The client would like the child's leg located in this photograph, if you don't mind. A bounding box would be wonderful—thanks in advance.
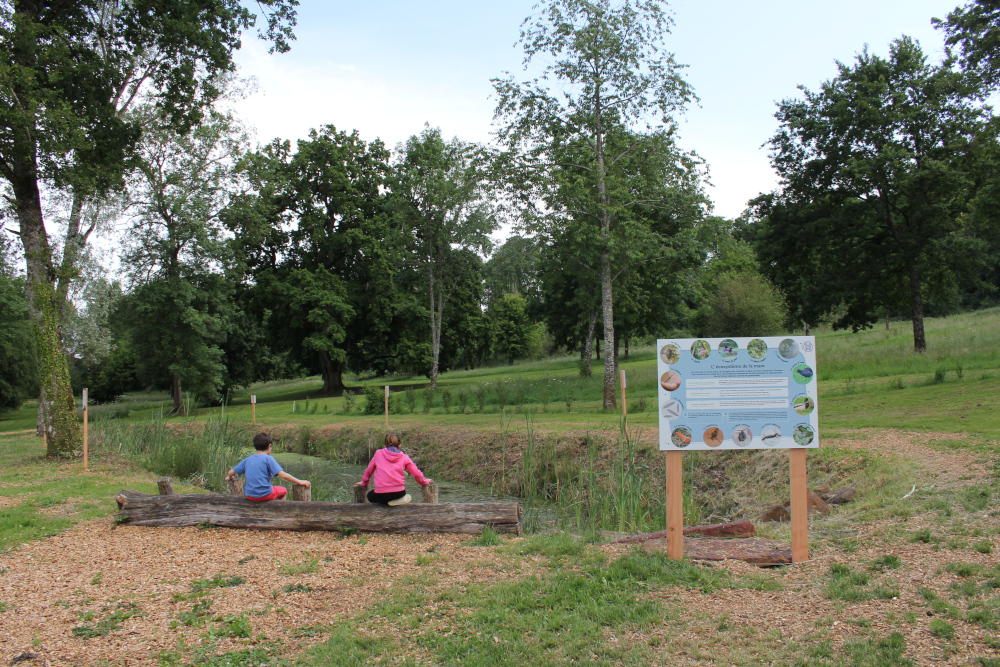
[367,489,406,505]
[246,486,288,501]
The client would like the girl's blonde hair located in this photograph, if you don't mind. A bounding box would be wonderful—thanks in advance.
[384,433,401,448]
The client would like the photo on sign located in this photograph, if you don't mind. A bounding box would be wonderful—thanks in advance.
[690,339,711,360]
[703,426,724,447]
[659,344,681,365]
[732,426,752,447]
[792,363,814,384]
[661,400,683,418]
[793,424,815,446]
[761,425,781,445]
[659,370,682,391]
[747,338,768,360]
[718,339,739,360]
[793,396,815,415]
[778,338,799,359]
[671,426,692,448]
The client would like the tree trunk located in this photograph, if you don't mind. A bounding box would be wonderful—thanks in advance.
[317,351,347,395]
[600,248,617,410]
[581,307,598,376]
[613,328,619,376]
[172,375,185,415]
[10,152,79,455]
[909,267,926,353]
[885,309,890,331]
[428,260,444,390]
[624,337,629,361]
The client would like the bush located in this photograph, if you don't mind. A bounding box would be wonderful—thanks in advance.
[363,386,383,415]
[695,270,788,337]
[405,388,416,413]
[441,388,453,413]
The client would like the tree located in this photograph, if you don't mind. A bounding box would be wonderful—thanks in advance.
[695,271,788,337]
[228,125,402,393]
[0,0,297,453]
[0,233,35,412]
[392,126,496,388]
[935,0,1000,89]
[483,235,541,310]
[759,37,997,352]
[493,0,695,408]
[487,293,542,364]
[122,108,246,412]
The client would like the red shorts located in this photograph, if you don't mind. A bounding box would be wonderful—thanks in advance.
[246,486,287,501]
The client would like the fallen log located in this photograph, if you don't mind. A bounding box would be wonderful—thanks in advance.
[114,490,521,535]
[643,537,792,566]
[613,521,755,544]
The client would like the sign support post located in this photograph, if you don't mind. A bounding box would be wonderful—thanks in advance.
[251,395,256,427]
[82,388,88,472]
[790,449,809,562]
[666,450,683,558]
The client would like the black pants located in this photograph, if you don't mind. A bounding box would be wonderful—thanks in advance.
[367,489,406,505]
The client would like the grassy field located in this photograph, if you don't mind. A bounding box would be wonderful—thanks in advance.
[0,309,999,665]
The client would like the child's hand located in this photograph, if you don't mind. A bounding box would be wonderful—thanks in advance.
[355,481,367,487]
[424,479,433,485]
[300,480,311,489]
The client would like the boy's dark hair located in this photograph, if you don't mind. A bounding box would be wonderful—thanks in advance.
[253,433,273,450]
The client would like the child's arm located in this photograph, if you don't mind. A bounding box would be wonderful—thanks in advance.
[225,468,237,481]
[404,459,432,486]
[276,470,310,488]
[358,457,377,486]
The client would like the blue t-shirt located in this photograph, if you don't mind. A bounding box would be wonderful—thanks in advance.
[233,453,283,498]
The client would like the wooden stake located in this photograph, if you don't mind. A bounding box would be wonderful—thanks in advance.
[292,483,311,502]
[422,483,439,504]
[384,386,389,428]
[251,394,256,427]
[619,370,627,426]
[82,388,88,471]
[665,450,684,559]
[790,448,809,562]
[226,477,244,496]
[157,478,175,495]
[353,483,369,504]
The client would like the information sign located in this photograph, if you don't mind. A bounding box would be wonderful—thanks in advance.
[657,336,818,451]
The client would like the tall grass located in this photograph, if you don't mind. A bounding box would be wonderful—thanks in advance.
[95,408,251,492]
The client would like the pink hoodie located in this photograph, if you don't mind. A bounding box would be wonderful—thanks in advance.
[361,448,430,493]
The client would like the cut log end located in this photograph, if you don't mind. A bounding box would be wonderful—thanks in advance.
[292,484,311,502]
[157,478,174,496]
[421,483,438,504]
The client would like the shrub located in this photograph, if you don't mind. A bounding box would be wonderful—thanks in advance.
[363,386,383,415]
[695,270,788,337]
[342,391,356,414]
[441,388,452,413]
[405,388,416,414]
[422,387,434,413]
[458,390,468,414]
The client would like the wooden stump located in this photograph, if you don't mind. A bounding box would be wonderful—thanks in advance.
[292,484,311,502]
[157,478,175,496]
[226,477,244,496]
[421,483,438,504]
[353,484,369,504]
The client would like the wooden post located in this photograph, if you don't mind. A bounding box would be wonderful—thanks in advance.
[790,448,809,562]
[292,483,311,502]
[619,370,627,426]
[82,388,88,471]
[157,478,175,495]
[384,386,389,428]
[251,394,256,427]
[666,451,684,559]
[422,483,439,504]
[227,477,244,496]
[353,483,369,504]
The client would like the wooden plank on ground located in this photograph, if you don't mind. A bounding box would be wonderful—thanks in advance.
[114,490,521,535]
[642,536,792,565]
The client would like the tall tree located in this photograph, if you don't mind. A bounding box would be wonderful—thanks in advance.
[935,0,1000,89]
[0,0,297,453]
[493,0,695,408]
[227,126,398,393]
[122,107,246,412]
[0,231,35,412]
[760,37,997,351]
[392,126,496,389]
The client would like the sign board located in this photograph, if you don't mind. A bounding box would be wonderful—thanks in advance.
[657,336,818,451]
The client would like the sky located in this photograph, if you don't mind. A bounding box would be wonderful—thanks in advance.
[231,0,963,221]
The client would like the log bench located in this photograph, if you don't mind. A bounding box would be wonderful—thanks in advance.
[114,487,521,535]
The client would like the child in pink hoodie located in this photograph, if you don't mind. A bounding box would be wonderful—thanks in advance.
[356,434,433,506]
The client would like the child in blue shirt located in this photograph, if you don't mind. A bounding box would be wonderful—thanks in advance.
[225,433,310,501]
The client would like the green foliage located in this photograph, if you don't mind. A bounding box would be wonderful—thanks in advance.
[695,270,788,337]
[842,632,913,667]
[755,36,998,350]
[0,243,36,413]
[190,574,246,592]
[362,386,383,415]
[464,526,503,547]
[929,618,956,640]
[73,602,142,638]
[278,557,319,576]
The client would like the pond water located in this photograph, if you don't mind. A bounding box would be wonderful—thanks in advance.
[274,452,519,505]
